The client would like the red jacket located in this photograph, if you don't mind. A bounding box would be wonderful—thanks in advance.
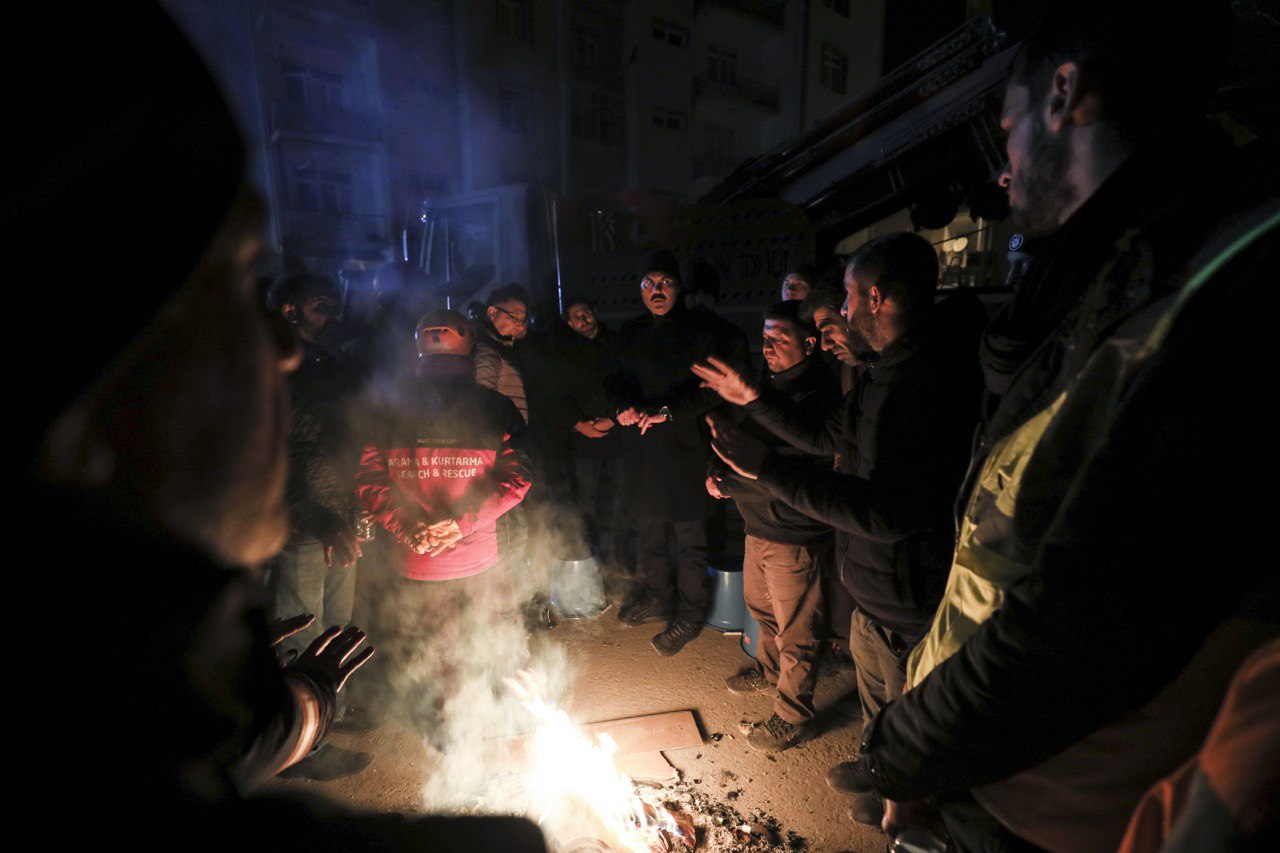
[357,377,531,580]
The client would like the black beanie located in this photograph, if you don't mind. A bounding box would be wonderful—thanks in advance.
[11,3,247,452]
[641,250,681,282]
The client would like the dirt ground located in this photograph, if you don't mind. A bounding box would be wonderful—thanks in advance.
[267,598,888,853]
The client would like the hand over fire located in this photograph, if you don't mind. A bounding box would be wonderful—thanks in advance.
[286,624,375,693]
[409,518,464,556]
[691,356,760,406]
[268,613,316,647]
[707,411,769,480]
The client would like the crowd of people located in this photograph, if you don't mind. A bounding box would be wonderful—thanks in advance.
[18,1,1276,850]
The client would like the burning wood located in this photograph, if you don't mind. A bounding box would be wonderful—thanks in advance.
[502,671,805,852]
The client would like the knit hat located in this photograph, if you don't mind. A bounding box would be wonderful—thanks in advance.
[13,4,247,452]
[641,250,681,282]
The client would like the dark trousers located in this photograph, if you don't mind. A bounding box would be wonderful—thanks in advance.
[849,608,910,721]
[637,518,709,619]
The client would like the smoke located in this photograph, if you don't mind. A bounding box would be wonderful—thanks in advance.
[345,441,622,817]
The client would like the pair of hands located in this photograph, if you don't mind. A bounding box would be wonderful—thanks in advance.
[409,518,463,556]
[268,614,375,693]
[574,417,616,439]
[615,407,670,435]
[692,356,770,480]
[315,512,362,568]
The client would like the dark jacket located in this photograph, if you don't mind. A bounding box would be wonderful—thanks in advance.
[284,343,362,545]
[743,292,987,638]
[564,324,624,460]
[717,357,841,547]
[473,324,528,423]
[609,302,751,520]
[860,139,1280,844]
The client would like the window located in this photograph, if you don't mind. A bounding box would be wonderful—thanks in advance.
[294,165,353,214]
[571,24,598,71]
[283,62,343,109]
[499,86,529,133]
[707,44,737,85]
[572,86,622,145]
[652,18,688,48]
[822,0,851,16]
[820,43,848,95]
[496,0,532,43]
[651,107,687,131]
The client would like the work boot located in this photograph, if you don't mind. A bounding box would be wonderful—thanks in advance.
[827,759,874,794]
[725,663,772,694]
[650,616,702,655]
[618,591,668,626]
[278,743,372,781]
[847,792,885,826]
[747,712,813,752]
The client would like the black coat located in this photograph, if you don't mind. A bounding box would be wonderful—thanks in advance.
[609,303,751,520]
[745,293,987,637]
[717,357,841,547]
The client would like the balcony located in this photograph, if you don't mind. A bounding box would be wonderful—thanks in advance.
[693,0,786,29]
[279,208,390,259]
[693,74,781,112]
[269,100,384,144]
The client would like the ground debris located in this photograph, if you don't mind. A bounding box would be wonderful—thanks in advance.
[636,777,805,852]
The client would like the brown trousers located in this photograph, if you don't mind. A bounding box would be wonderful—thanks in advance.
[743,534,824,724]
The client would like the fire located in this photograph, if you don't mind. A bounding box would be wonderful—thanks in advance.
[507,671,685,852]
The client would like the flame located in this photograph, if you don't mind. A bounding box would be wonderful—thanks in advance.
[507,670,683,852]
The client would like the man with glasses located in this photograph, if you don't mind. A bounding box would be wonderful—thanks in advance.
[610,250,749,656]
[475,283,530,423]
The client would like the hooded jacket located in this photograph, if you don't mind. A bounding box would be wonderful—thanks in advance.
[357,374,531,580]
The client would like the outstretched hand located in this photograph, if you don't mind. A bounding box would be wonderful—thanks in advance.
[286,625,375,693]
[268,613,316,646]
[706,411,769,480]
[691,356,760,406]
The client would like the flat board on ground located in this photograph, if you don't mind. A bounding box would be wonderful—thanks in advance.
[583,710,702,755]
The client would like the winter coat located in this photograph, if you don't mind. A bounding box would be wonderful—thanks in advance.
[608,302,751,521]
[860,139,1280,852]
[716,357,841,547]
[564,324,624,460]
[474,324,528,423]
[743,292,987,638]
[283,343,362,545]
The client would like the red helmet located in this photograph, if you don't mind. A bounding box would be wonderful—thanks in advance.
[416,310,474,357]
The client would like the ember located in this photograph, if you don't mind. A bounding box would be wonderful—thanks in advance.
[504,671,803,852]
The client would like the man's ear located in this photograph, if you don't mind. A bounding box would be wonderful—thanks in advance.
[1046,61,1089,132]
[866,284,883,313]
[803,335,817,356]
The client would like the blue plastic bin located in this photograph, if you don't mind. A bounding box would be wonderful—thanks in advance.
[705,565,746,632]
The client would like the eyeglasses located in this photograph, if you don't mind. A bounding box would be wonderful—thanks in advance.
[641,276,676,291]
[492,304,528,325]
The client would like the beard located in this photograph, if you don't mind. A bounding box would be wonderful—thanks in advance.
[1009,112,1079,236]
